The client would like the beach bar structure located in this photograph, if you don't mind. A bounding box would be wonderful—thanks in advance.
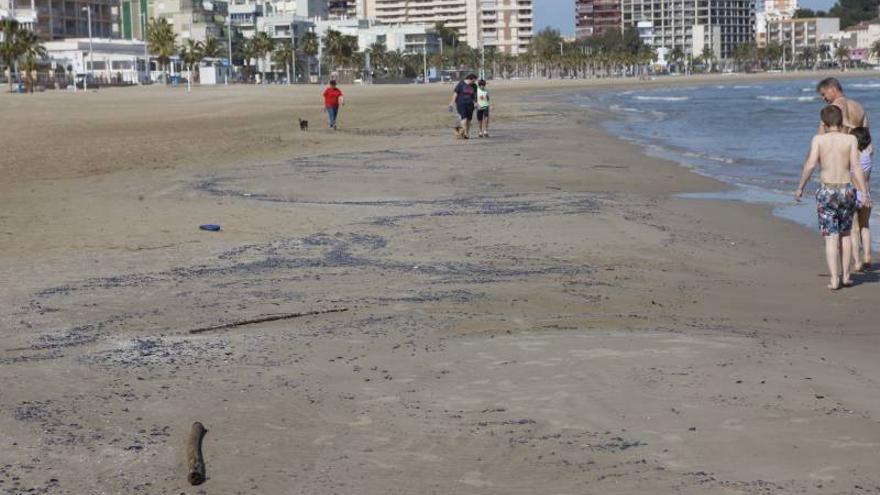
[45,37,146,84]
[621,0,755,60]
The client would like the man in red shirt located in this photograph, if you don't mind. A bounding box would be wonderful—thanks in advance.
[323,80,344,130]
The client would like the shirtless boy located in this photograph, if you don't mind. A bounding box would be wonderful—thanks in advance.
[796,105,872,290]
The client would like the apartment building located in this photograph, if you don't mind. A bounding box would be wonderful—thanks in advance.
[1,0,118,39]
[480,0,532,54]
[621,0,755,59]
[765,16,839,50]
[359,0,531,53]
[576,0,621,38]
[151,0,227,42]
[763,0,797,20]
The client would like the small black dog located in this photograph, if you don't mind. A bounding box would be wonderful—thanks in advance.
[298,118,309,131]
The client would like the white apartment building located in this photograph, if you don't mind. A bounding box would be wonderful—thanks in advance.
[151,0,227,42]
[763,0,797,20]
[765,16,839,51]
[358,0,532,54]
[45,37,146,82]
[479,0,532,54]
[0,0,38,31]
[621,0,755,60]
[313,17,440,53]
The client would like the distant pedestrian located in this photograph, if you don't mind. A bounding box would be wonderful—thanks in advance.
[476,79,490,138]
[323,80,344,130]
[449,73,478,139]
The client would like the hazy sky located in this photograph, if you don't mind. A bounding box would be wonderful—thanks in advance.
[534,0,839,36]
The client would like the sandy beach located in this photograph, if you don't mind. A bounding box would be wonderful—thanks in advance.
[2,76,880,494]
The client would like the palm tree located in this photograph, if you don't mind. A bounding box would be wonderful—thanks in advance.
[367,40,387,78]
[322,29,344,72]
[668,47,685,73]
[201,36,224,79]
[871,40,880,65]
[179,38,203,91]
[700,45,714,73]
[18,30,46,92]
[272,39,294,83]
[251,31,273,83]
[835,45,850,70]
[300,31,318,82]
[0,19,26,91]
[146,18,177,83]
[240,38,260,82]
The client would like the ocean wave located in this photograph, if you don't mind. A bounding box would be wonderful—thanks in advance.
[757,95,816,102]
[850,83,880,88]
[634,96,690,101]
[609,104,642,113]
[733,85,757,89]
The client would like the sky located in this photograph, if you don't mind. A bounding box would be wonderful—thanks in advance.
[533,0,838,37]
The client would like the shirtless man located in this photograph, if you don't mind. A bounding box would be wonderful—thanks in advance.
[796,105,872,290]
[816,77,869,134]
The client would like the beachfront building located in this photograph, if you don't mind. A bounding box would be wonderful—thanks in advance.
[575,0,621,38]
[0,0,38,31]
[45,37,146,82]
[763,0,797,21]
[620,0,755,60]
[765,17,839,53]
[151,0,227,43]
[313,17,439,53]
[479,0,532,54]
[1,0,119,40]
[358,0,532,54]
[843,19,880,64]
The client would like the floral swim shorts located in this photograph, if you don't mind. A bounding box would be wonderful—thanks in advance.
[816,183,856,236]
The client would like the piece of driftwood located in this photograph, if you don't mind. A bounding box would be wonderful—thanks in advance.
[188,308,349,335]
[186,422,208,485]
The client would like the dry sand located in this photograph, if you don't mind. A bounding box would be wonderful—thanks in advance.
[2,76,880,494]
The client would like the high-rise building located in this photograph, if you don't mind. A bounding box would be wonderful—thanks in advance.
[480,0,532,54]
[151,0,227,42]
[763,0,797,20]
[576,0,620,38]
[621,0,755,59]
[1,0,119,40]
[359,0,531,54]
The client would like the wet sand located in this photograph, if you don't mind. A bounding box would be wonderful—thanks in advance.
[2,77,880,494]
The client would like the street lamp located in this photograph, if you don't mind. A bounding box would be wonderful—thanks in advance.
[226,14,232,84]
[422,40,428,84]
[82,5,93,91]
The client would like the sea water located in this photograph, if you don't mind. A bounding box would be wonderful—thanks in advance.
[578,76,880,249]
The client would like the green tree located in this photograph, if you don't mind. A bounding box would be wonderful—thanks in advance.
[179,38,203,91]
[240,37,260,82]
[18,29,46,92]
[251,31,274,83]
[300,31,318,81]
[272,39,294,83]
[668,46,685,73]
[0,19,27,91]
[367,40,387,77]
[872,39,880,64]
[700,45,715,72]
[829,0,879,29]
[835,44,850,69]
[146,18,177,83]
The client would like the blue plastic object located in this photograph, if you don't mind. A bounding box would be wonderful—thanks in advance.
[199,224,221,232]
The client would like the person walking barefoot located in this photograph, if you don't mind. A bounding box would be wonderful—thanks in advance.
[851,126,873,271]
[476,79,490,138]
[448,74,478,139]
[796,106,872,290]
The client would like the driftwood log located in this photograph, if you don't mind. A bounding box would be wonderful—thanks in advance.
[186,422,208,485]
[188,307,349,335]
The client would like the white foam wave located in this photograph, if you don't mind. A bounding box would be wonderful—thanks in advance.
[733,85,757,89]
[609,104,642,113]
[851,83,880,88]
[634,96,690,101]
[757,95,816,102]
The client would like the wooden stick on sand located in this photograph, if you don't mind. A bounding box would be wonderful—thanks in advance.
[188,307,349,335]
[186,422,208,485]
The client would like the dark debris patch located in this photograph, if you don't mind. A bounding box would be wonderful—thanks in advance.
[82,337,232,370]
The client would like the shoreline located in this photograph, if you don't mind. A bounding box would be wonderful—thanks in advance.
[3,78,880,493]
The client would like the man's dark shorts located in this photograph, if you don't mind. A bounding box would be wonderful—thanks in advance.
[458,103,474,121]
[477,108,489,121]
